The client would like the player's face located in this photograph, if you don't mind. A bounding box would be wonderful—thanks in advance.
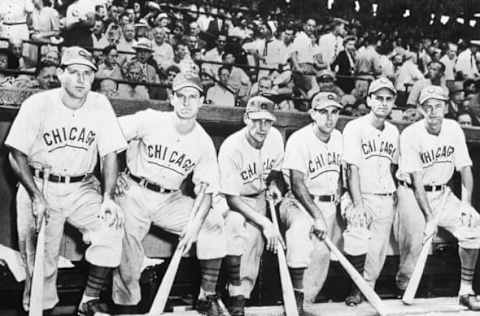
[419,98,446,128]
[58,64,94,99]
[367,88,395,118]
[172,87,204,119]
[246,117,274,144]
[310,105,340,134]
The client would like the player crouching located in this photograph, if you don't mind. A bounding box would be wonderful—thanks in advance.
[279,92,343,315]
[218,96,286,316]
[395,85,480,310]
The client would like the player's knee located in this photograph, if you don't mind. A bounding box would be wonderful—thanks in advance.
[84,227,123,268]
[343,228,369,255]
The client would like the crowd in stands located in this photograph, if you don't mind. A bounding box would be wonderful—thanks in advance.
[1,0,480,127]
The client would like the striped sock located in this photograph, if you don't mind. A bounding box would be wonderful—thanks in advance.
[289,267,305,291]
[346,254,366,274]
[200,258,222,294]
[225,255,241,286]
[459,267,475,295]
[84,264,111,298]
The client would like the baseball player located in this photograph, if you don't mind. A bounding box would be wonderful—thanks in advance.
[279,92,343,315]
[218,96,286,316]
[341,77,399,306]
[395,85,480,310]
[111,73,227,315]
[5,46,127,316]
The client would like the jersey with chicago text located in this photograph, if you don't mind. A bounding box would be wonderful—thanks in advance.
[342,113,399,194]
[397,118,472,185]
[5,88,126,175]
[282,124,342,196]
[119,109,218,192]
[218,127,284,196]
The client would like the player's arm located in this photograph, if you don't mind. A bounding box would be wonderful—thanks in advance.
[410,171,434,221]
[459,166,473,204]
[346,163,363,208]
[290,169,328,237]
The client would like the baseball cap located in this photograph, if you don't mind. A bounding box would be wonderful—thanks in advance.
[61,46,97,70]
[311,92,342,110]
[172,73,203,92]
[419,85,449,104]
[245,96,276,121]
[368,77,396,95]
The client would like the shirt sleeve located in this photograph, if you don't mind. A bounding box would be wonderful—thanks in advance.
[96,96,127,156]
[399,128,423,174]
[218,141,243,196]
[392,128,400,165]
[4,94,43,155]
[192,136,219,194]
[342,122,362,166]
[271,129,285,171]
[118,109,151,141]
[453,123,473,170]
[282,134,308,175]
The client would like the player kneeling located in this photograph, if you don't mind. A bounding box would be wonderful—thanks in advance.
[395,85,480,310]
[218,96,286,316]
[279,92,343,315]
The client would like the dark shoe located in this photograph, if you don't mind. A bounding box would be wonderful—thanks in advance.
[196,297,210,314]
[345,287,364,306]
[196,295,228,316]
[459,294,480,311]
[77,299,109,316]
[226,295,245,316]
[43,309,54,316]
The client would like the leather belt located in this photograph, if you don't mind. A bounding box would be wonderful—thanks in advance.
[126,170,175,193]
[30,167,89,183]
[3,21,27,26]
[398,180,445,192]
[311,194,336,202]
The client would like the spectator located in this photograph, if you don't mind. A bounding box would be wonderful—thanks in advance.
[308,69,344,99]
[30,0,60,42]
[133,2,142,21]
[456,40,480,80]
[96,45,122,79]
[189,21,202,37]
[104,4,119,27]
[152,26,174,71]
[395,51,424,95]
[0,0,33,41]
[202,34,228,78]
[134,19,150,39]
[91,19,107,49]
[171,41,198,75]
[463,78,477,95]
[355,33,382,76]
[222,52,250,99]
[406,60,447,106]
[439,42,458,83]
[206,66,235,107]
[163,65,181,100]
[63,0,95,48]
[186,34,207,55]
[118,60,150,99]
[118,23,137,64]
[40,48,60,64]
[35,61,60,89]
[99,78,119,98]
[318,18,347,67]
[331,35,357,93]
[205,9,229,45]
[130,38,160,91]
[457,111,473,127]
[0,49,16,87]
[94,4,107,21]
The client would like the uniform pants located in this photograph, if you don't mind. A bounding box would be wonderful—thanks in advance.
[279,192,337,303]
[17,176,123,310]
[342,193,395,287]
[394,185,480,290]
[112,177,226,305]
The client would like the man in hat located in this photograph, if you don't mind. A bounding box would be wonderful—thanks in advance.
[218,95,286,316]
[125,38,160,98]
[456,40,480,80]
[112,73,229,315]
[341,78,399,306]
[279,91,343,315]
[318,18,348,67]
[395,85,480,310]
[5,46,126,315]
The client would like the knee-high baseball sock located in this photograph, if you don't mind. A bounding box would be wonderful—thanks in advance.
[199,258,222,298]
[81,264,111,303]
[346,254,366,292]
[458,248,479,296]
[225,255,241,286]
[289,267,305,292]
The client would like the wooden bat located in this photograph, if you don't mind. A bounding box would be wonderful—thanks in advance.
[29,166,51,316]
[402,192,448,305]
[313,232,387,316]
[148,183,208,315]
[267,198,299,316]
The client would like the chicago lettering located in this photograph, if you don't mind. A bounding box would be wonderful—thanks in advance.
[361,139,396,159]
[43,127,96,147]
[147,144,195,172]
[308,152,341,174]
[240,158,275,181]
[420,145,455,165]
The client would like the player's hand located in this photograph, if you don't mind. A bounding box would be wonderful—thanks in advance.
[262,221,284,253]
[114,173,129,197]
[178,218,201,255]
[32,193,49,232]
[423,219,437,244]
[267,184,282,206]
[312,218,327,240]
[100,197,124,229]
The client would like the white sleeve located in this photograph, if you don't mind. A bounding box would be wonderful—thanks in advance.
[118,109,151,141]
[342,122,362,166]
[218,142,243,196]
[192,136,219,194]
[453,123,473,170]
[96,96,127,156]
[282,134,308,175]
[271,129,285,171]
[399,128,423,174]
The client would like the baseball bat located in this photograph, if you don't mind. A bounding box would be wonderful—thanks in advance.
[148,183,208,315]
[313,232,387,316]
[267,198,299,316]
[402,191,448,305]
[29,166,51,316]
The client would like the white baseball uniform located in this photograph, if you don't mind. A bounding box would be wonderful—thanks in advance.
[219,126,284,298]
[341,112,399,287]
[111,109,226,305]
[5,88,127,310]
[394,119,480,289]
[279,124,342,301]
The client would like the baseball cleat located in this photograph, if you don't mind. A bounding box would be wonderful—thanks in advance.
[459,294,480,311]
